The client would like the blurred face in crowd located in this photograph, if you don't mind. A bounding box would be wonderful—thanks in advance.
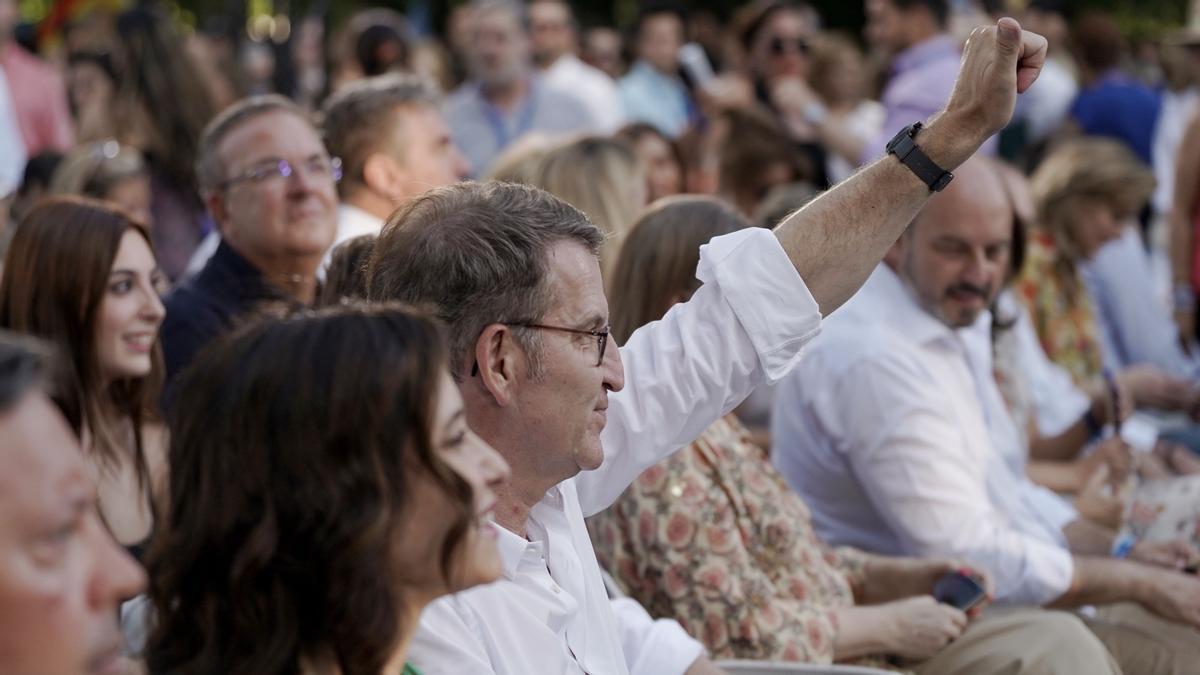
[529,0,574,68]
[398,373,511,594]
[887,159,1012,329]
[0,391,145,675]
[865,0,909,54]
[513,241,625,483]
[94,229,164,385]
[1067,199,1128,260]
[211,110,338,270]
[104,175,153,227]
[378,104,470,200]
[583,27,623,79]
[67,60,116,121]
[748,9,812,84]
[470,7,530,89]
[812,44,868,108]
[632,132,682,202]
[638,12,683,75]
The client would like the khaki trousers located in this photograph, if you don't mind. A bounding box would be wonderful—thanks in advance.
[1082,603,1200,675]
[912,607,1122,675]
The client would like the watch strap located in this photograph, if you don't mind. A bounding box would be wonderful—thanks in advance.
[886,122,954,192]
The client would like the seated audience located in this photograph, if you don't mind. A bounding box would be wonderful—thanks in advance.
[364,22,1057,673]
[592,195,1118,673]
[0,332,146,675]
[159,95,338,398]
[772,157,1200,675]
[0,197,166,553]
[807,33,885,183]
[145,305,510,674]
[1016,139,1200,412]
[320,73,470,267]
[718,105,816,217]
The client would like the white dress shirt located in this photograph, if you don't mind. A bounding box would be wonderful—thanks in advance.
[320,204,385,273]
[543,55,625,134]
[771,265,1076,606]
[0,65,25,197]
[409,228,823,674]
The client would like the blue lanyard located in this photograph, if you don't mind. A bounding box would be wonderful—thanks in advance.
[480,80,538,150]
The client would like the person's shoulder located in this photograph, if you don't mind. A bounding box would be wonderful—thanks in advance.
[444,85,480,113]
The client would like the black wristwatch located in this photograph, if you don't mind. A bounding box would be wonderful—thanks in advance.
[886,122,954,192]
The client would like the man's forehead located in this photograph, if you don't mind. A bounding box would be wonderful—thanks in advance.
[219,111,322,164]
[542,240,607,322]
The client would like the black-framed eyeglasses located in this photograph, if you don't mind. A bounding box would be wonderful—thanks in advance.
[768,36,809,56]
[218,155,343,191]
[470,322,611,376]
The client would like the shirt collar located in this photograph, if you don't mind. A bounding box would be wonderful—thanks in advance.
[892,35,958,76]
[337,203,385,236]
[494,523,532,581]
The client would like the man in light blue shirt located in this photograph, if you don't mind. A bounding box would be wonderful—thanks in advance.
[445,0,597,176]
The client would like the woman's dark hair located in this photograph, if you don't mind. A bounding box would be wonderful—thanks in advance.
[318,234,378,307]
[145,304,472,675]
[609,196,750,343]
[0,196,161,481]
[114,7,220,192]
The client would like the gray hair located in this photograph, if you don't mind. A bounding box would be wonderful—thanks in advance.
[194,94,309,194]
[320,74,441,197]
[0,332,46,414]
[471,0,531,32]
[366,181,603,378]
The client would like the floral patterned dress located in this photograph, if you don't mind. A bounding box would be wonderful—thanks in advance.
[587,415,902,671]
[1013,230,1106,387]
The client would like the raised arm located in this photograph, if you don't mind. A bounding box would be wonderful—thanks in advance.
[775,18,1047,313]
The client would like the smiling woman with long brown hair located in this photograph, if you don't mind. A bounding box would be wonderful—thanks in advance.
[145,305,509,675]
[0,196,167,553]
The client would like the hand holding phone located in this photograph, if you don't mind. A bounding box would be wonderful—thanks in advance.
[933,570,988,612]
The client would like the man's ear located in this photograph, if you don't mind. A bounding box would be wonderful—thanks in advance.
[362,153,401,198]
[203,189,230,237]
[473,324,523,407]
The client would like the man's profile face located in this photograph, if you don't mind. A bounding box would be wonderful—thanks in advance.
[890,161,1013,329]
[514,241,625,483]
[391,105,471,199]
[0,392,145,675]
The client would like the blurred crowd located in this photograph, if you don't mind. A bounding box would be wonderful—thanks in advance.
[5,0,1200,673]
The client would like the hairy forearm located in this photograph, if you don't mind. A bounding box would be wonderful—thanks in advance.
[774,111,983,314]
[1049,556,1151,608]
[831,605,894,660]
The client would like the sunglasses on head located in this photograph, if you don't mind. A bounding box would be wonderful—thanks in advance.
[768,36,809,56]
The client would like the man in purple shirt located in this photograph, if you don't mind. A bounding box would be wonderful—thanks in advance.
[862,0,996,164]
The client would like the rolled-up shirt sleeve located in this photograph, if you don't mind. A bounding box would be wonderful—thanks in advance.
[835,354,1075,606]
[578,229,822,515]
